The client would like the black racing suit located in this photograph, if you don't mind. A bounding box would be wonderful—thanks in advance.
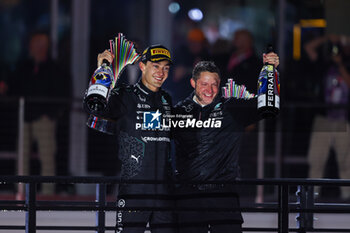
[84,81,175,233]
[173,92,260,233]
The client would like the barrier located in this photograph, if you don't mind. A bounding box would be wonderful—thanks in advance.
[1,176,350,233]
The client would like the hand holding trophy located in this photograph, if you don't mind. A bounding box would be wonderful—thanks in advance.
[85,33,140,134]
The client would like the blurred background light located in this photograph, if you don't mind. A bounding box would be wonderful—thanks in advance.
[188,8,203,21]
[168,2,180,14]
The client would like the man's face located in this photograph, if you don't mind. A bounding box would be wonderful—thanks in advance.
[233,31,252,52]
[29,34,49,63]
[191,71,220,106]
[140,60,170,92]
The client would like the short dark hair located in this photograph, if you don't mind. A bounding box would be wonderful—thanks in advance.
[192,61,220,82]
[29,29,50,41]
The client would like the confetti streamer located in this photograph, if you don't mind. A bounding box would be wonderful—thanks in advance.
[109,33,141,88]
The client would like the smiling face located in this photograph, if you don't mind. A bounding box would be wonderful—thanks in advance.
[191,71,220,106]
[139,60,171,92]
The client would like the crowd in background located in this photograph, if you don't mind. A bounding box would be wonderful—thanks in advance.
[1,21,350,200]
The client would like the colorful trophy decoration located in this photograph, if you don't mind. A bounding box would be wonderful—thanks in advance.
[86,33,140,134]
[222,78,256,100]
[222,46,280,119]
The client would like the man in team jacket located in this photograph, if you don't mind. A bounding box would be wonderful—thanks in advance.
[174,54,279,233]
[84,45,175,233]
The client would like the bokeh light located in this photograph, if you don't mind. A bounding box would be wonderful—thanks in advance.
[188,8,203,21]
[168,2,180,14]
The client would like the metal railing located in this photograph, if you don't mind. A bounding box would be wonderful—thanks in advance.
[1,176,350,233]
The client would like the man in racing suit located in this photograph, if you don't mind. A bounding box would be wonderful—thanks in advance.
[174,56,279,233]
[83,45,175,233]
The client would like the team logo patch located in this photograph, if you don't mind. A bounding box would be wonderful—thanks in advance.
[150,48,171,58]
[161,96,168,104]
[214,102,222,110]
[117,199,126,207]
[182,104,193,112]
[143,110,162,129]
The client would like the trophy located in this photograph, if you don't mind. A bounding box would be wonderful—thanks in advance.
[86,33,140,134]
[222,78,256,100]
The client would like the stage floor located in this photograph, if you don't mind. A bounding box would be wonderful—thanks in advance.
[1,211,350,233]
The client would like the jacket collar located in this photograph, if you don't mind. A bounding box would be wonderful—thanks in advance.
[135,79,160,96]
[187,91,221,109]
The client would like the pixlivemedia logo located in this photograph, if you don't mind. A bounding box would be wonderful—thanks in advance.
[143,110,161,129]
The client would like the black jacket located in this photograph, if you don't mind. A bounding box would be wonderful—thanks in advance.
[11,59,68,122]
[173,93,260,183]
[84,81,173,195]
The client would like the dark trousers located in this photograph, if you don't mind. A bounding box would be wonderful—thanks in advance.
[116,195,176,233]
[176,185,243,233]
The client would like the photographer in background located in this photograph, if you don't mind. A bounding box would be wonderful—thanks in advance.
[305,34,350,200]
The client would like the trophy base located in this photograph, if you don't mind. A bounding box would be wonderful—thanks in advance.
[86,114,116,135]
